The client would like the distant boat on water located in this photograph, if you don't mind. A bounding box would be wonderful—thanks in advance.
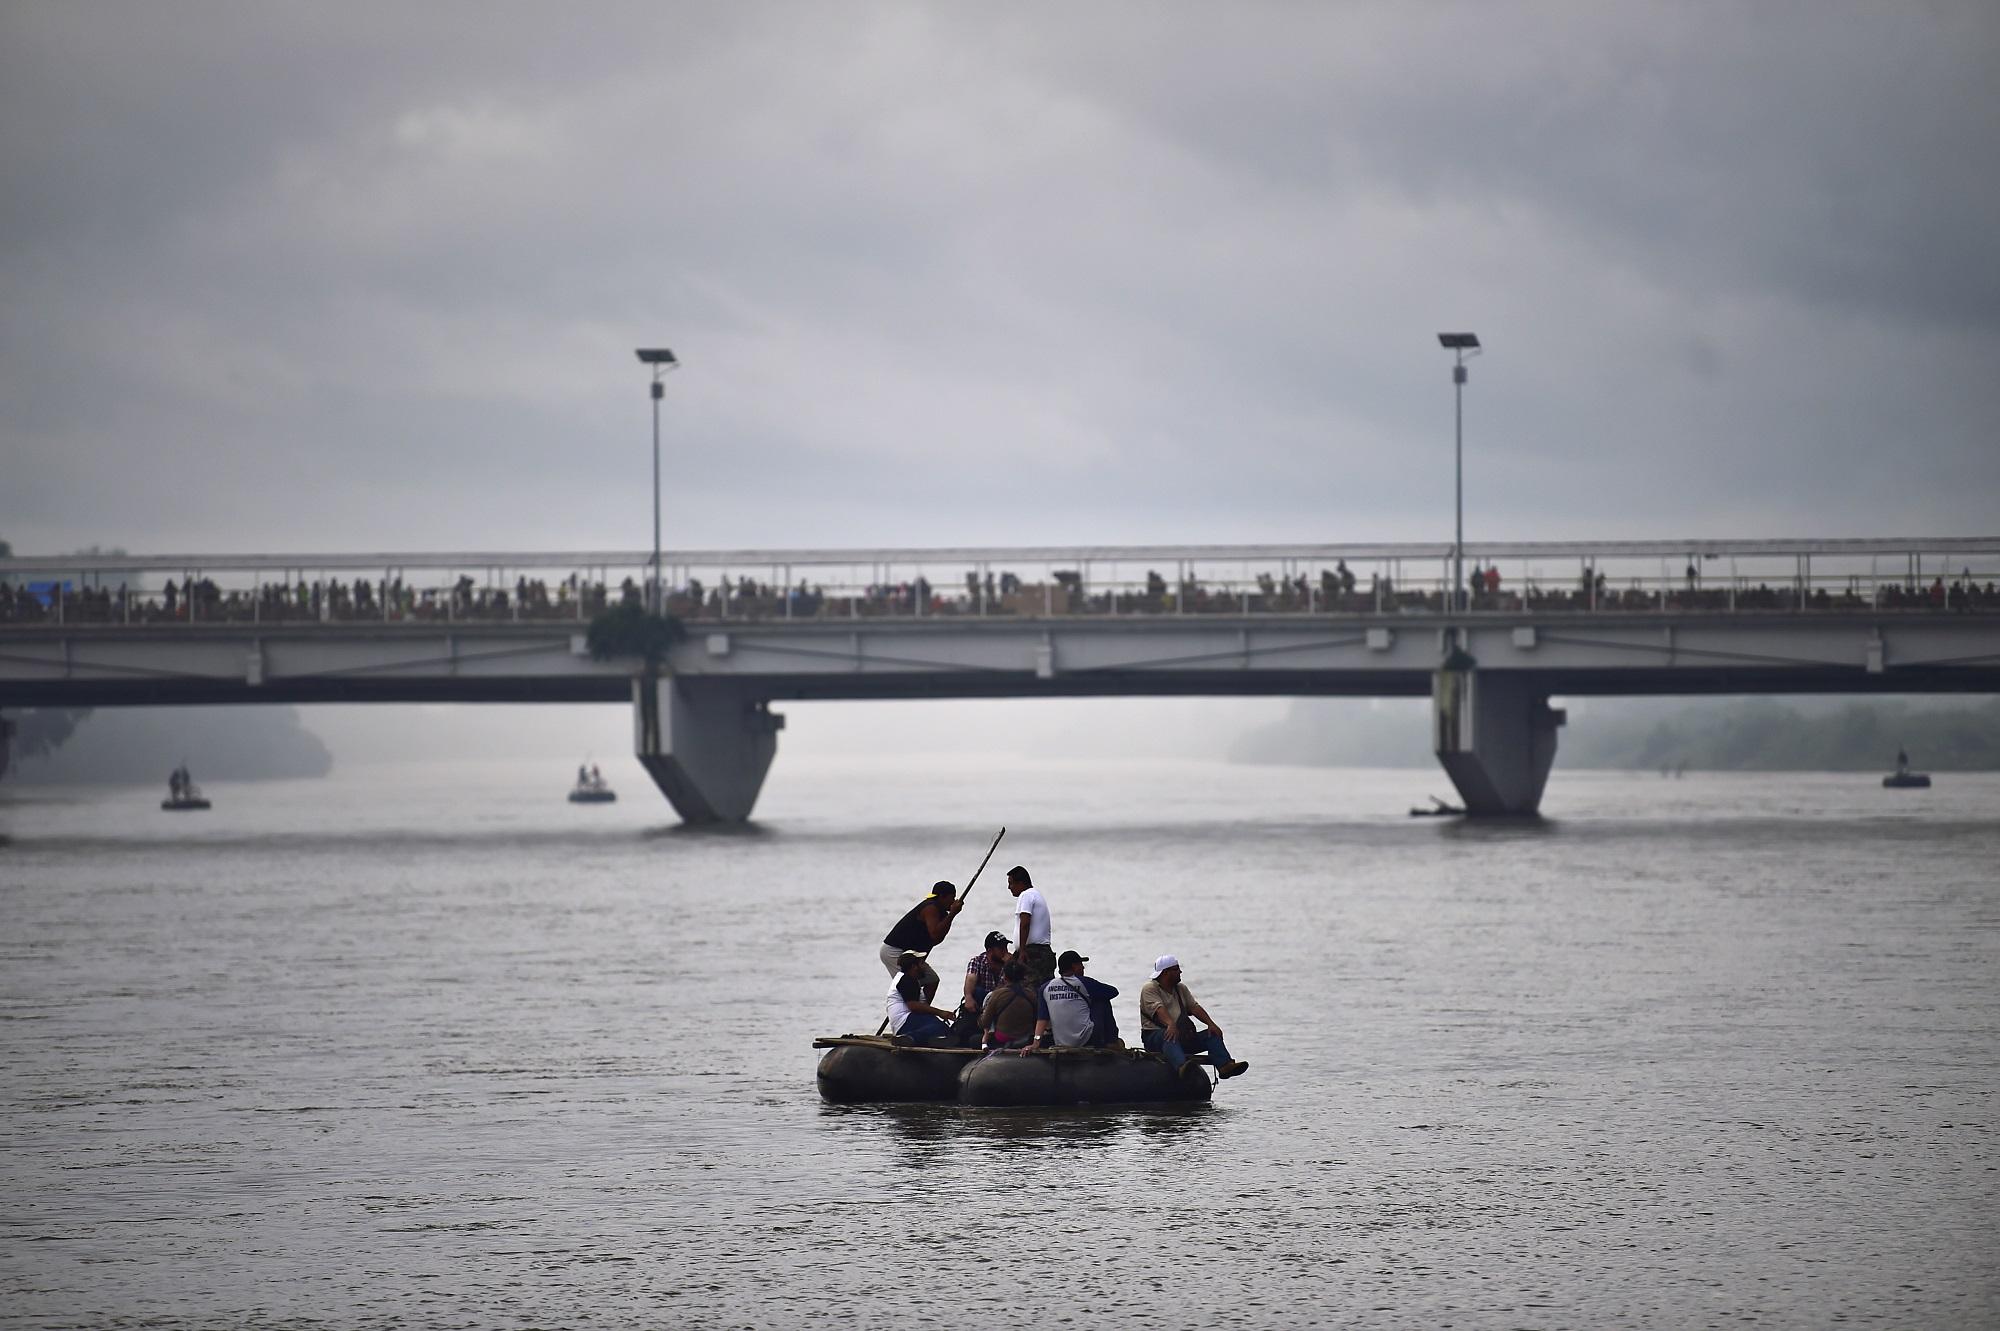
[162,763,211,810]
[568,763,616,804]
[1883,747,1932,789]
[1409,795,1463,817]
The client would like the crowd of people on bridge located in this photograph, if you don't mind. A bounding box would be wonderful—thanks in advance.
[4,564,1997,625]
[876,867,1249,1079]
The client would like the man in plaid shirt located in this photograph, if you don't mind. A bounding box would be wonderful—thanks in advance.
[957,931,1013,1023]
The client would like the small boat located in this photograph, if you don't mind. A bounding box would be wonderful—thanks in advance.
[163,766,210,811]
[1883,749,1932,789]
[814,1035,982,1103]
[1410,796,1463,817]
[957,1045,1213,1107]
[162,785,211,811]
[568,765,617,803]
[813,1036,1217,1107]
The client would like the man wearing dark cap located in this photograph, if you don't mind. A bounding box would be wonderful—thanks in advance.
[880,880,962,1004]
[1028,950,1121,1049]
[1006,865,1056,986]
[885,950,955,1044]
[958,930,1013,1025]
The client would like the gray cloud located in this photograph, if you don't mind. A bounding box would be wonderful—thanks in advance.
[3,1,1995,556]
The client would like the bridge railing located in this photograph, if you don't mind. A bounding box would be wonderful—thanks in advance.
[3,542,1996,627]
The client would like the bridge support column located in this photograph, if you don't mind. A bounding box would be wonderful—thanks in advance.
[1432,669,1565,816]
[634,677,784,824]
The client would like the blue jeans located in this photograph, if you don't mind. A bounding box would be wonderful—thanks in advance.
[898,1012,950,1043]
[1143,1027,1233,1072]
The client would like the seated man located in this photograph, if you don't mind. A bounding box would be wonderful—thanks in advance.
[885,950,955,1045]
[978,960,1039,1049]
[1139,954,1248,1078]
[1082,966,1121,1049]
[1028,950,1121,1050]
[960,930,1012,1018]
[953,931,1013,1045]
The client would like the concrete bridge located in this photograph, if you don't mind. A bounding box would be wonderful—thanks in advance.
[3,537,1996,820]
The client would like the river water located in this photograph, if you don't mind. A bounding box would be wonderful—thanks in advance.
[2,756,1995,1328]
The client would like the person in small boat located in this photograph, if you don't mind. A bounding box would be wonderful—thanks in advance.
[978,960,1039,1049]
[879,880,963,1003]
[1027,950,1121,1050]
[168,767,184,800]
[948,931,1013,1046]
[1140,955,1248,1079]
[577,764,589,787]
[885,951,955,1045]
[959,930,1012,1019]
[1006,865,1056,986]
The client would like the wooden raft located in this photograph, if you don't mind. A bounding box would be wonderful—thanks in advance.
[812,1035,983,1056]
[811,1035,1202,1064]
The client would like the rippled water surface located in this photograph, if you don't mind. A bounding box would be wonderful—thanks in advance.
[3,758,1997,1328]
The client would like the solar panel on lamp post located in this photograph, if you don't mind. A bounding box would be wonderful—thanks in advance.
[635,348,678,614]
[1437,333,1481,613]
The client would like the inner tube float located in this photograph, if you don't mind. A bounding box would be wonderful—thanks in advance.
[815,1036,980,1103]
[957,1046,1212,1107]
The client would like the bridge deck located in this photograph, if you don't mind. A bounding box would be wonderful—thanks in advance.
[3,609,1995,709]
[5,537,1997,630]
[4,540,1996,709]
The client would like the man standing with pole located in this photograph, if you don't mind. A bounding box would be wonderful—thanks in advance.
[872,829,1007,1035]
[879,881,962,1005]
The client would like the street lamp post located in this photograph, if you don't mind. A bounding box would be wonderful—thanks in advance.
[1437,332,1481,611]
[635,348,678,613]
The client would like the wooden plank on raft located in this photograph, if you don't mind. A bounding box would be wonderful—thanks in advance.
[809,1036,1204,1064]
[810,1036,983,1055]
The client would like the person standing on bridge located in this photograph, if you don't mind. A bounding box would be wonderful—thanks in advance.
[1007,866,1056,986]
[880,880,962,1004]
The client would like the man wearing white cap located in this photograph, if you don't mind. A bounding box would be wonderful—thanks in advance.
[1139,955,1247,1079]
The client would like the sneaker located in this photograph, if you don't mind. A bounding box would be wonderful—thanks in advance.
[1218,1060,1249,1079]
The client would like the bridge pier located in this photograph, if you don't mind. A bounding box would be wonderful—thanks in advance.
[634,677,784,824]
[1433,668,1565,816]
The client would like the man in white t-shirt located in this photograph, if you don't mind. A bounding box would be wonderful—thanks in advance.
[1007,865,1055,985]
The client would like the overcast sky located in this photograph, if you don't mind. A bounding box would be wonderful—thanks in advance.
[3,2,1996,560]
